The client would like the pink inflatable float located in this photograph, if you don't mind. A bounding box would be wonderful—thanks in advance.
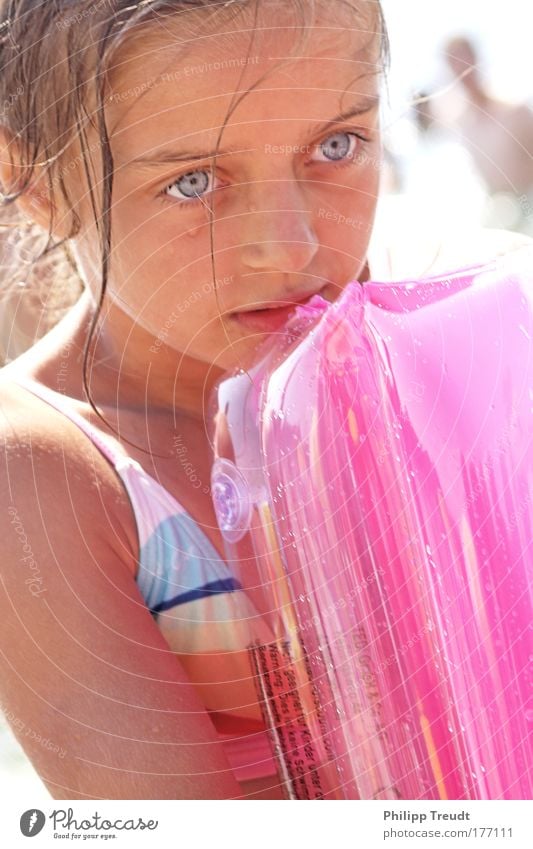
[210,245,533,800]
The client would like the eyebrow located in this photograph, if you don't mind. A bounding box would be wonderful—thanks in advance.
[122,95,380,169]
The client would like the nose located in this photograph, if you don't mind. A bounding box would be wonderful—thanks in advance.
[240,179,319,274]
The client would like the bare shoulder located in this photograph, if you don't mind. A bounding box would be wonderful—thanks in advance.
[0,377,138,577]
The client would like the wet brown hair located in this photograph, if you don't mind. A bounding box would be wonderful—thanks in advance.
[0,0,389,434]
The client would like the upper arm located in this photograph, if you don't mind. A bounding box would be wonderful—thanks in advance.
[0,401,242,800]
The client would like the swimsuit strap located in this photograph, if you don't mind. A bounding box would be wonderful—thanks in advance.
[9,375,130,470]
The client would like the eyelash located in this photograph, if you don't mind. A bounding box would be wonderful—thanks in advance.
[157,130,372,208]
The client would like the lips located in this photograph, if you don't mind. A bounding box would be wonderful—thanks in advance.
[230,291,322,333]
[235,290,323,313]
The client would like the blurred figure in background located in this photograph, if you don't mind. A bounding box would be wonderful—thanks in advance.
[400,90,488,228]
[369,89,489,277]
[443,35,533,235]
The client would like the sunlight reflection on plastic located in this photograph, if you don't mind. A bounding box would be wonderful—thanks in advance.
[210,245,533,800]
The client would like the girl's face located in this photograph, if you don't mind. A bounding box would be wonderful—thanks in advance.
[72,3,383,373]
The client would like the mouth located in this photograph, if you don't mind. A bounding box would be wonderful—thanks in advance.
[230,290,324,333]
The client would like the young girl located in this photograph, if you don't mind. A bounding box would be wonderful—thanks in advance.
[0,0,528,802]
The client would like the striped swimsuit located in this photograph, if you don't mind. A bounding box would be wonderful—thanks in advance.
[12,376,278,785]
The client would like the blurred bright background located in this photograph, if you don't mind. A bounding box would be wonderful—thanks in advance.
[376,0,533,253]
[383,0,533,104]
[1,0,532,802]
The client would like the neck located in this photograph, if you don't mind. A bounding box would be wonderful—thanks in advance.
[52,288,223,422]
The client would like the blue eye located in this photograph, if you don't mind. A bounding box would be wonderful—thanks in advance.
[312,131,367,164]
[162,168,220,205]
[159,130,370,207]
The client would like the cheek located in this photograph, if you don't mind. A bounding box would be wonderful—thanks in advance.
[313,169,380,292]
[320,174,380,256]
[112,195,217,279]
[109,212,203,289]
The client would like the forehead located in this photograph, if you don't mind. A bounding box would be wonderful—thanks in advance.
[105,2,382,159]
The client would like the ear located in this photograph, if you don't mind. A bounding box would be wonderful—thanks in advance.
[0,125,69,239]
